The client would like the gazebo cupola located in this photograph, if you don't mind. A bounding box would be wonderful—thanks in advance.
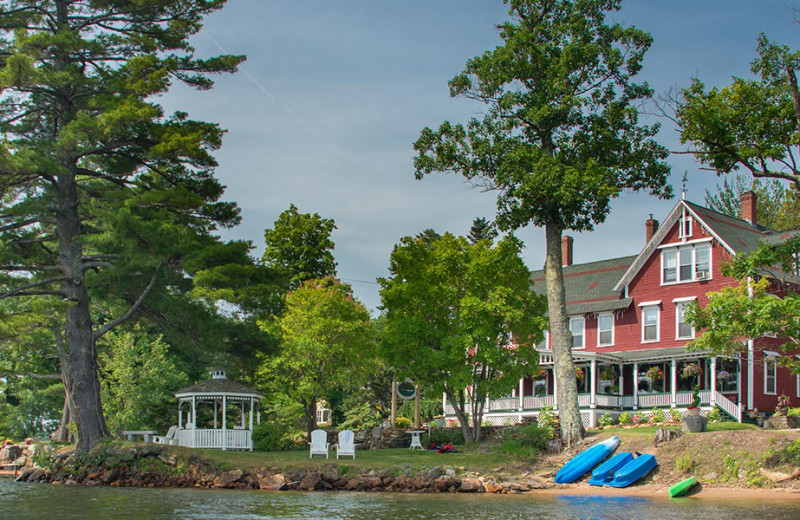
[172,369,263,451]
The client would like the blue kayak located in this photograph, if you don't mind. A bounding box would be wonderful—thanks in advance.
[554,436,620,484]
[587,452,634,486]
[606,453,658,488]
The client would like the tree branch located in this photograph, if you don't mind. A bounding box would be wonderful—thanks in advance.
[93,260,168,341]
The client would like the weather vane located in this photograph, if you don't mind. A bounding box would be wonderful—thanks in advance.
[681,172,688,200]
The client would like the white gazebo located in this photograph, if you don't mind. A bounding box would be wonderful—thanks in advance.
[173,369,262,451]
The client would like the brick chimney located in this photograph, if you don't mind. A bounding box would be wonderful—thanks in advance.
[645,214,659,244]
[562,235,573,267]
[741,190,757,225]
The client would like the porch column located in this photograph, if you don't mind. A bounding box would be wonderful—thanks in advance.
[670,359,678,407]
[632,362,638,410]
[178,403,183,431]
[552,368,558,410]
[710,357,717,406]
[241,402,246,428]
[618,363,624,409]
[222,395,227,451]
[213,400,218,429]
[249,398,255,452]
[518,378,524,411]
[590,359,597,409]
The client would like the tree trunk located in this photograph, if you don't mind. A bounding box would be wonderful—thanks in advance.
[544,221,584,446]
[304,397,318,437]
[445,387,477,442]
[57,171,108,451]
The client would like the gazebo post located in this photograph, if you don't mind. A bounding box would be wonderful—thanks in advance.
[240,402,245,429]
[178,403,183,432]
[191,395,197,448]
[249,398,255,451]
[214,399,218,429]
[222,395,227,451]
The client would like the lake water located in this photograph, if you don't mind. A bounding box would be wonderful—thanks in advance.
[1,479,798,519]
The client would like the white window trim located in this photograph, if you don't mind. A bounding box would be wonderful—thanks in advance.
[764,355,777,395]
[660,243,713,286]
[675,302,695,340]
[641,305,660,343]
[679,214,693,239]
[672,296,697,303]
[570,316,585,349]
[657,237,713,249]
[638,300,662,307]
[597,312,614,347]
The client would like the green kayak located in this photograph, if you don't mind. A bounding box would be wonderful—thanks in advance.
[669,477,698,498]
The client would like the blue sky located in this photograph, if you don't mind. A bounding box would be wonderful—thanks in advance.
[163,1,800,313]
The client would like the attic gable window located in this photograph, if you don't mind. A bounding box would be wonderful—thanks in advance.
[679,215,693,238]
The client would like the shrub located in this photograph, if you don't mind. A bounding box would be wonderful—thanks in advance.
[494,423,552,460]
[252,423,302,452]
[395,416,412,429]
[338,402,383,431]
[706,405,723,423]
[598,413,615,427]
[650,407,665,423]
[788,407,800,417]
[669,407,682,422]
[537,405,557,436]
[618,411,632,425]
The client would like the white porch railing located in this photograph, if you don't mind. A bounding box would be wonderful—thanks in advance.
[714,392,741,422]
[488,398,518,411]
[637,393,672,408]
[176,428,251,450]
[523,395,555,409]
[577,394,590,407]
[595,394,620,408]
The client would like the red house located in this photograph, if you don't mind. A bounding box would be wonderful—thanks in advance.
[445,193,800,427]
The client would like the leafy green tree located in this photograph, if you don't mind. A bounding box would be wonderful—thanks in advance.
[257,278,374,435]
[99,329,188,435]
[705,172,800,231]
[686,238,800,374]
[677,34,800,190]
[262,205,337,291]
[412,0,671,444]
[0,1,243,451]
[379,232,546,442]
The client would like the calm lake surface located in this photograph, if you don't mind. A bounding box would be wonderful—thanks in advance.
[1,479,798,520]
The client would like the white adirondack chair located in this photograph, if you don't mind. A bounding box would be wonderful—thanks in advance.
[153,425,178,445]
[336,429,356,459]
[309,429,329,458]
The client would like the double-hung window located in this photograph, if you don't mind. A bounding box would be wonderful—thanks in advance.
[641,305,659,342]
[676,302,694,339]
[569,317,585,349]
[598,313,614,346]
[764,354,777,395]
[662,250,677,283]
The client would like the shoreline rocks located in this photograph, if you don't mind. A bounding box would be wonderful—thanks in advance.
[11,445,553,494]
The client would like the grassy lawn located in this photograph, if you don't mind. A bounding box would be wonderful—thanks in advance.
[170,443,538,476]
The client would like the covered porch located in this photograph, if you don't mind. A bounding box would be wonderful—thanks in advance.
[172,369,263,451]
[444,348,744,427]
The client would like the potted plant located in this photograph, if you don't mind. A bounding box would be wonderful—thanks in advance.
[776,394,791,416]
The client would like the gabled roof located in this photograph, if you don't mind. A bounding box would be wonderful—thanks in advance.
[613,199,782,292]
[532,255,636,316]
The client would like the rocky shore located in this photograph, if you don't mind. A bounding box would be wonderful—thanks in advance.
[12,444,553,494]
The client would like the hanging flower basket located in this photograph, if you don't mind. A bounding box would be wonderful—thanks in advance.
[717,370,730,381]
[646,366,663,382]
[575,366,585,380]
[600,367,616,381]
[682,363,702,379]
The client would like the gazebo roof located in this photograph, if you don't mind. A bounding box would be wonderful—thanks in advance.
[175,375,263,399]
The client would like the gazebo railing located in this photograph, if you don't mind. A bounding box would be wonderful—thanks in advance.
[177,428,251,450]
